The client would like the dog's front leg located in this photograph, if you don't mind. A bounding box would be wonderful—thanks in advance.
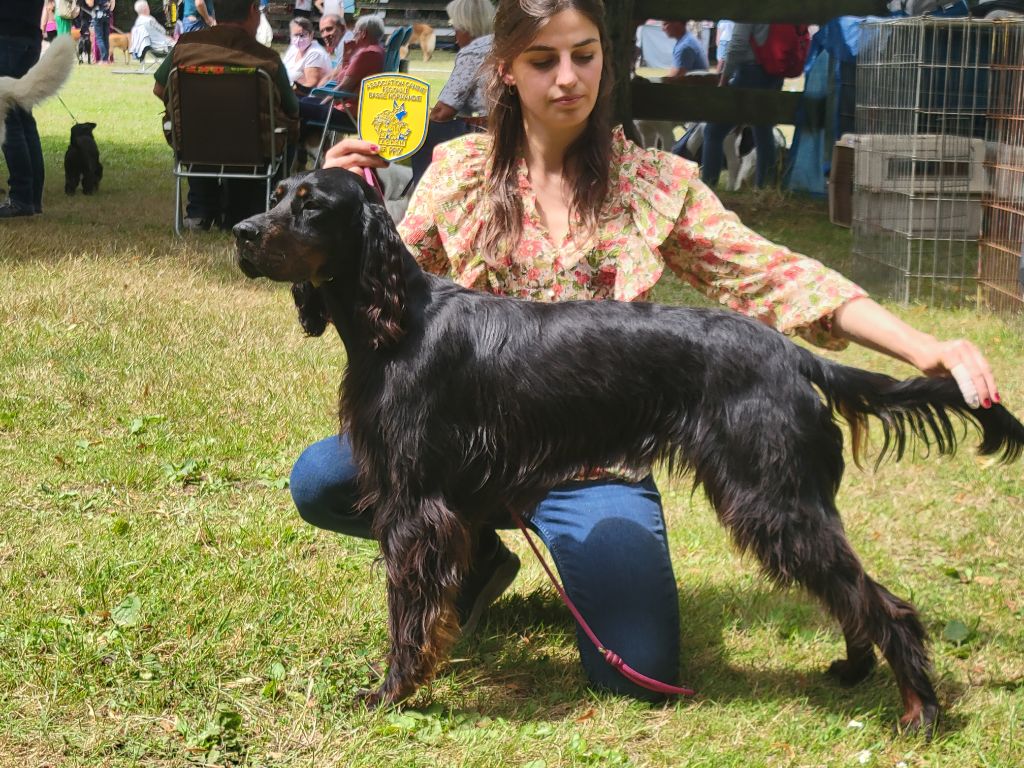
[359,495,470,708]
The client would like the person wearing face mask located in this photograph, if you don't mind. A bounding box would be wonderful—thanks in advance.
[283,16,331,95]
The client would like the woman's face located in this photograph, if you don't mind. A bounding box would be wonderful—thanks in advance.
[290,24,311,48]
[504,10,603,137]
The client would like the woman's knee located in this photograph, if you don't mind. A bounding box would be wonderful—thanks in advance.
[578,624,680,702]
[289,435,364,533]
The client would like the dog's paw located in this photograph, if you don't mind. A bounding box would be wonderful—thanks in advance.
[895,702,939,742]
[826,652,877,686]
[353,687,389,710]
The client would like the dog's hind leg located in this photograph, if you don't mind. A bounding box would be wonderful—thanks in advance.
[700,407,939,737]
[362,494,470,707]
[713,474,940,737]
[798,522,937,737]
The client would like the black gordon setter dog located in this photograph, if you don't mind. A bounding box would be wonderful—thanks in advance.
[233,170,1024,736]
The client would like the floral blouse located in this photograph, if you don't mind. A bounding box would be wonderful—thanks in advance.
[398,126,867,349]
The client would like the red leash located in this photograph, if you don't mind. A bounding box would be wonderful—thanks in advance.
[510,511,695,698]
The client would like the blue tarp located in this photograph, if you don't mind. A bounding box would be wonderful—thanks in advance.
[785,16,883,194]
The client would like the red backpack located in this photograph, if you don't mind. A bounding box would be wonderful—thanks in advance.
[751,24,811,79]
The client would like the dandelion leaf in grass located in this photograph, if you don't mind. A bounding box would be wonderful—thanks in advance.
[942,619,972,645]
[111,594,142,627]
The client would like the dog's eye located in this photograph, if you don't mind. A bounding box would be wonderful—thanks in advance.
[302,198,324,212]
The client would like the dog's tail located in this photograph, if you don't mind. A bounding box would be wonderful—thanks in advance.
[797,348,1024,467]
[2,36,75,113]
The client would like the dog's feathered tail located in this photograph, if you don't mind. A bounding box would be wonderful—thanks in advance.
[797,347,1024,468]
[0,36,75,146]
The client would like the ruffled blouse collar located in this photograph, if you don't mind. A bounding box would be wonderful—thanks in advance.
[429,126,695,301]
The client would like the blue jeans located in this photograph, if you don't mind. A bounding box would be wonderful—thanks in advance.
[701,63,785,189]
[92,12,111,62]
[290,434,681,701]
[0,35,44,212]
[180,18,210,35]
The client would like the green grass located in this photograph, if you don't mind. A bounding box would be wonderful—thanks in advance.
[1,63,1023,767]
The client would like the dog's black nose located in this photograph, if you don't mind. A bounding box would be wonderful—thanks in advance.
[233,220,262,243]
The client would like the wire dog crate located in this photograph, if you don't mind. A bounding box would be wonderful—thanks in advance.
[851,17,993,306]
[980,20,1024,316]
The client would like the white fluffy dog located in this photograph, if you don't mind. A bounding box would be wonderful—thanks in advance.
[0,36,75,149]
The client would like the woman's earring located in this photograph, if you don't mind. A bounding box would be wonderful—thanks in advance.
[506,83,517,96]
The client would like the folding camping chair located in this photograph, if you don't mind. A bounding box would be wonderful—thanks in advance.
[132,43,171,73]
[166,65,292,235]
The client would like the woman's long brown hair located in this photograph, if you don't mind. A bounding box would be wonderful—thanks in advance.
[478,0,614,262]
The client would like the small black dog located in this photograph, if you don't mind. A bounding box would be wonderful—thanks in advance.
[234,170,1024,736]
[76,26,92,65]
[64,122,103,195]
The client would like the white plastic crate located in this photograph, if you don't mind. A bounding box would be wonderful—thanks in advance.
[853,134,988,194]
[854,189,983,239]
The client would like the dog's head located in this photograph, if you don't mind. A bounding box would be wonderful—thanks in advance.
[70,122,96,138]
[233,169,409,349]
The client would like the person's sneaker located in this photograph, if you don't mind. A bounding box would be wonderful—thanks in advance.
[456,536,520,637]
[0,201,34,219]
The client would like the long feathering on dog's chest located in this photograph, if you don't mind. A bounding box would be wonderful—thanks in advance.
[355,202,414,350]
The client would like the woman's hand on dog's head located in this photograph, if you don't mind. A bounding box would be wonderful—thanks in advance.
[323,138,391,174]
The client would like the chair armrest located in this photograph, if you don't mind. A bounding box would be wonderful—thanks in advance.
[310,85,356,100]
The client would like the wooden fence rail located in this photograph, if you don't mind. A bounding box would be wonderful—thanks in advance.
[612,0,888,135]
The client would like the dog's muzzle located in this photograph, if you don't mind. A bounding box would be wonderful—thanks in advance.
[233,220,264,278]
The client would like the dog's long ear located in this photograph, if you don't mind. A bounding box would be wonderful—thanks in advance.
[357,198,407,350]
[291,282,330,337]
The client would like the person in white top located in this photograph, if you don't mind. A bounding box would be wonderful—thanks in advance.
[130,0,172,59]
[283,16,332,94]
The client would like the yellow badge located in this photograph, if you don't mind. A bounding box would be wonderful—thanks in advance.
[357,74,431,162]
